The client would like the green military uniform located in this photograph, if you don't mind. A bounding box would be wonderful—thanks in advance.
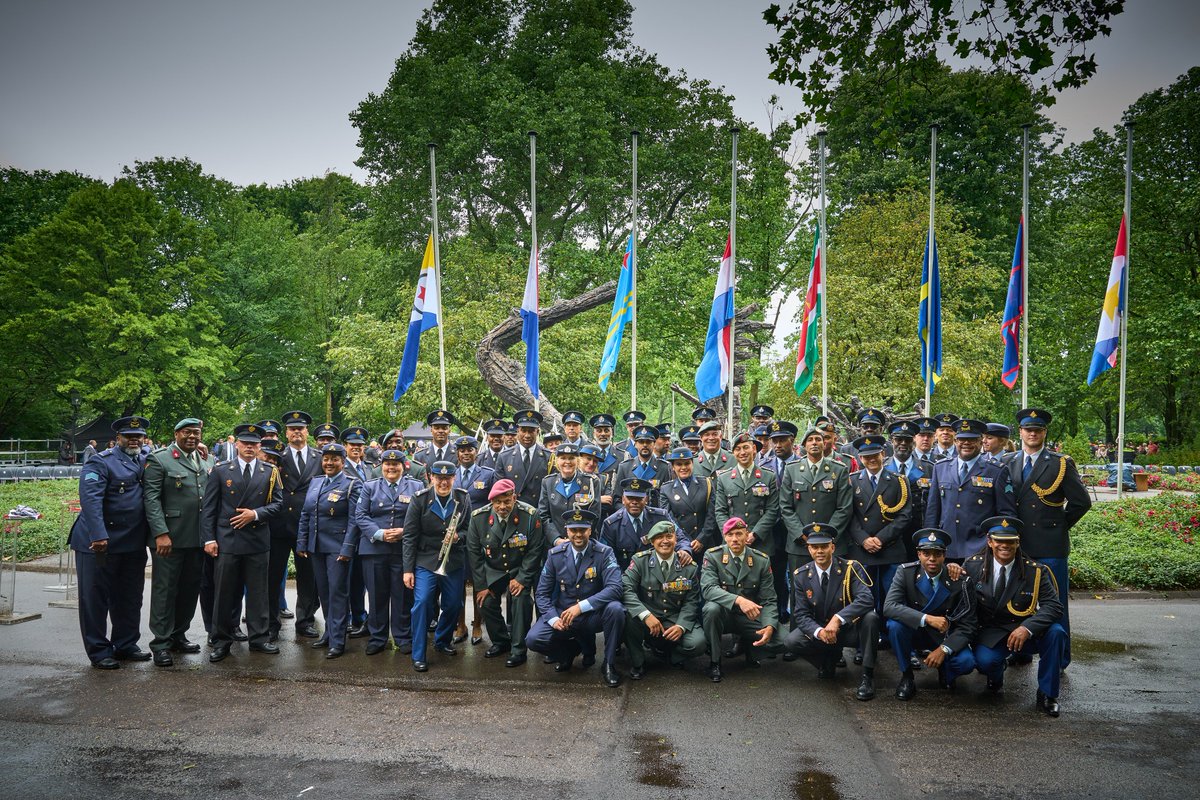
[465,500,545,658]
[699,544,781,663]
[622,549,706,669]
[142,441,214,656]
[712,465,780,551]
[780,457,853,563]
[692,447,733,478]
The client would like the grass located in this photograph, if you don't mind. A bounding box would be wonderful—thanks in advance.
[0,479,81,562]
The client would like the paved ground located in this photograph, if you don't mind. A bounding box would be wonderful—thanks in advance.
[0,569,1197,800]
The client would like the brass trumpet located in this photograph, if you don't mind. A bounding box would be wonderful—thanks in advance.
[433,507,462,576]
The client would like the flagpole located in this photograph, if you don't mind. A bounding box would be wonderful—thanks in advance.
[1116,123,1133,500]
[728,127,739,441]
[925,124,938,416]
[818,129,829,418]
[529,130,540,414]
[631,129,639,410]
[429,143,448,410]
[1021,124,1031,408]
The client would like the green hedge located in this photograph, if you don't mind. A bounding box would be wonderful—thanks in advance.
[1070,492,1200,591]
[0,479,81,562]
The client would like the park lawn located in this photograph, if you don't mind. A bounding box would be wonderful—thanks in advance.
[0,479,80,562]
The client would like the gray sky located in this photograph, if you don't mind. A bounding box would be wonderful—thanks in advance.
[2,0,1196,186]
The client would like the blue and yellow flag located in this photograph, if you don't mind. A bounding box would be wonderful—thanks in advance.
[918,230,942,393]
[598,235,635,391]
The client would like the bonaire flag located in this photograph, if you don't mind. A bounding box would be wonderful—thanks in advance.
[1000,219,1024,389]
[918,229,942,393]
[521,236,541,397]
[1087,216,1128,385]
[695,236,735,402]
[393,234,441,401]
[598,235,635,391]
[793,224,822,396]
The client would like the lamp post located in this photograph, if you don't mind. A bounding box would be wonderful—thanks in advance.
[69,391,80,465]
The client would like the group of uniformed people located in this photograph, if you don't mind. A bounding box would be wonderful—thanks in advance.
[70,402,1089,712]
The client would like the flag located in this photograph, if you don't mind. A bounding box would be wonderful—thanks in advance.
[1000,218,1024,389]
[918,229,942,392]
[1087,216,1128,385]
[521,237,540,397]
[392,234,441,401]
[793,224,822,396]
[598,235,635,391]
[695,236,735,402]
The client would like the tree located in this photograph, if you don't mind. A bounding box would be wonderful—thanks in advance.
[0,168,99,249]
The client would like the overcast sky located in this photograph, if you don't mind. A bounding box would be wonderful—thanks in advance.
[2,0,1196,186]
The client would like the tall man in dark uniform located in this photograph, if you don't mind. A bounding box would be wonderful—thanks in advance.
[963,516,1067,716]
[201,423,283,662]
[613,425,671,507]
[712,432,780,555]
[526,509,626,687]
[466,479,545,667]
[71,416,153,669]
[622,520,707,678]
[477,419,507,470]
[924,419,1017,562]
[784,522,879,700]
[598,478,691,569]
[274,410,322,639]
[1007,408,1092,665]
[660,446,718,556]
[494,409,554,508]
[143,418,213,667]
[883,528,978,700]
[402,461,471,672]
[700,517,780,682]
[414,410,458,472]
[847,435,913,636]
[780,427,853,568]
[538,443,602,547]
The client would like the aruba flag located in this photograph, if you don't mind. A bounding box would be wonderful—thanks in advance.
[1087,216,1128,385]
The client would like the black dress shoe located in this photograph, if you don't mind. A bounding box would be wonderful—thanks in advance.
[434,643,457,656]
[115,648,152,662]
[986,676,1004,694]
[555,658,574,673]
[484,644,510,659]
[311,636,329,649]
[896,674,917,701]
[398,641,413,655]
[279,609,295,619]
[297,625,320,638]
[836,655,847,668]
[724,639,744,658]
[365,642,387,656]
[817,663,836,679]
[348,623,369,639]
[325,647,344,659]
[231,627,248,642]
[853,652,864,666]
[153,650,173,667]
[581,653,596,668]
[207,635,216,647]
[249,643,279,654]
[629,665,646,680]
[505,653,527,668]
[268,632,279,644]
[92,657,120,670]
[856,674,876,701]
[1037,691,1061,717]
[413,660,428,672]
[172,640,201,654]
[209,646,230,663]
[601,662,622,687]
[708,662,723,682]
[782,651,799,662]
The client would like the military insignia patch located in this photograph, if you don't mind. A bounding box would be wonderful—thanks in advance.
[226,479,233,487]
[84,472,100,482]
[721,553,729,564]
[584,566,596,579]
[822,479,835,490]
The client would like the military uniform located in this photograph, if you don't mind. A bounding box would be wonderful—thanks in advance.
[699,544,780,667]
[454,461,498,509]
[692,447,733,478]
[273,413,322,637]
[884,455,933,561]
[597,504,689,569]
[70,420,152,667]
[613,428,672,507]
[401,479,471,668]
[712,464,780,554]
[622,548,706,670]
[142,429,214,659]
[925,452,1016,560]
[537,471,602,547]
[495,442,554,508]
[466,499,545,662]
[354,471,424,651]
[660,475,718,549]
[779,456,852,564]
[297,464,362,654]
[847,461,913,613]
[784,550,879,683]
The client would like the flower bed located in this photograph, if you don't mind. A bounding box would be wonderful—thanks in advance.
[1070,492,1200,590]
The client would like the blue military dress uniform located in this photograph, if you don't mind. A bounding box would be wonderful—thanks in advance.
[924,421,1016,561]
[597,505,689,569]
[454,462,497,509]
[354,470,425,650]
[70,421,151,665]
[297,465,362,653]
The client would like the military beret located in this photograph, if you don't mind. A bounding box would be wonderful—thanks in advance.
[455,435,478,449]
[589,413,616,428]
[341,426,369,444]
[320,443,347,458]
[514,409,543,428]
[632,425,657,442]
[562,508,597,528]
[722,517,749,536]
[113,416,149,435]
[801,427,825,442]
[1016,408,1051,429]
[912,528,951,551]
[282,411,312,428]
[381,428,405,446]
[954,419,987,439]
[750,405,774,418]
[489,478,516,500]
[769,420,798,439]
[801,522,836,545]
[621,478,651,497]
[234,423,261,443]
[314,423,340,440]
[983,515,1022,540]
[691,407,717,422]
[562,410,585,424]
[622,410,647,424]
[555,443,580,456]
[731,431,763,451]
[888,420,918,439]
[852,435,887,455]
[426,409,456,427]
[986,423,1012,438]
[174,418,203,432]
[428,460,456,477]
[667,446,695,462]
[697,421,723,436]
[646,520,676,542]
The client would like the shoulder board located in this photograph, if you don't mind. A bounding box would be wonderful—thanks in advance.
[549,542,569,554]
[746,546,769,560]
[150,446,170,456]
[415,486,432,497]
[964,553,984,563]
[634,550,651,559]
[515,500,537,514]
[471,506,490,517]
[898,561,918,571]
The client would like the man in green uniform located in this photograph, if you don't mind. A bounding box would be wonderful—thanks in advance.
[143,418,214,667]
[622,520,706,678]
[700,517,780,682]
[712,431,780,554]
[780,427,853,566]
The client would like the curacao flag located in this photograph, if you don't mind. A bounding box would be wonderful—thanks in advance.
[695,236,735,402]
[521,236,540,397]
[1000,218,1024,389]
[392,234,441,401]
[1087,216,1128,385]
[793,224,822,396]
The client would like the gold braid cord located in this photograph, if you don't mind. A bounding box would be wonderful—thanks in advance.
[1006,564,1041,618]
[267,466,278,502]
[1032,457,1067,507]
[877,476,908,521]
[842,561,873,608]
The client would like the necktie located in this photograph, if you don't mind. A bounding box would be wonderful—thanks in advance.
[820,570,829,603]
[1023,455,1033,482]
[523,448,531,475]
[870,472,878,491]
[191,452,200,470]
[322,476,331,491]
[995,565,1008,599]
[574,550,581,567]
[661,560,669,577]
[633,516,643,541]
[242,461,251,478]
[295,450,304,472]
[959,461,968,485]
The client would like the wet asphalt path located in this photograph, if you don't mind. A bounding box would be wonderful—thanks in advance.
[0,570,1196,799]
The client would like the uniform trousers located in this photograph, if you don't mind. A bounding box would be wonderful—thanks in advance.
[477,577,533,655]
[783,611,880,670]
[268,537,319,634]
[1038,557,1071,664]
[526,602,625,666]
[362,552,411,647]
[148,547,203,652]
[624,615,706,667]
[212,550,269,647]
[76,549,147,662]
[310,552,350,650]
[973,622,1066,698]
[701,601,784,663]
[410,565,465,662]
[885,619,976,683]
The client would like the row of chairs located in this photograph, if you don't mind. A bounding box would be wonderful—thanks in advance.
[0,464,83,483]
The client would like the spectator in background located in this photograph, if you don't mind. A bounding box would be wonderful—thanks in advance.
[365,439,382,467]
[1148,440,1159,455]
[82,440,98,463]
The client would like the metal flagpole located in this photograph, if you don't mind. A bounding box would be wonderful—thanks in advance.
[1116,123,1133,500]
[728,127,739,441]
[631,130,639,410]
[818,129,829,418]
[925,124,938,416]
[529,130,539,413]
[429,143,448,410]
[1021,124,1031,408]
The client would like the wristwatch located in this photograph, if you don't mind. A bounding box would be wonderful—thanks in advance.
[940,644,953,655]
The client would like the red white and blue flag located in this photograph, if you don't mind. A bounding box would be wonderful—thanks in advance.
[1087,216,1128,385]
[1000,218,1024,389]
[695,236,735,402]
[393,234,441,401]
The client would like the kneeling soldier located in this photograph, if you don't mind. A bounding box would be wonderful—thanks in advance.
[622,520,706,678]
[784,522,879,701]
[883,528,978,700]
[466,479,545,667]
[700,517,780,682]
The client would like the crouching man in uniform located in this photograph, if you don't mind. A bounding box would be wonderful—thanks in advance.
[700,517,780,682]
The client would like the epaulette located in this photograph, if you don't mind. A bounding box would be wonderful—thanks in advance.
[965,553,984,563]
[414,486,432,497]
[634,550,651,559]
[746,545,769,561]
[471,505,490,517]
[549,542,569,554]
[515,500,536,514]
